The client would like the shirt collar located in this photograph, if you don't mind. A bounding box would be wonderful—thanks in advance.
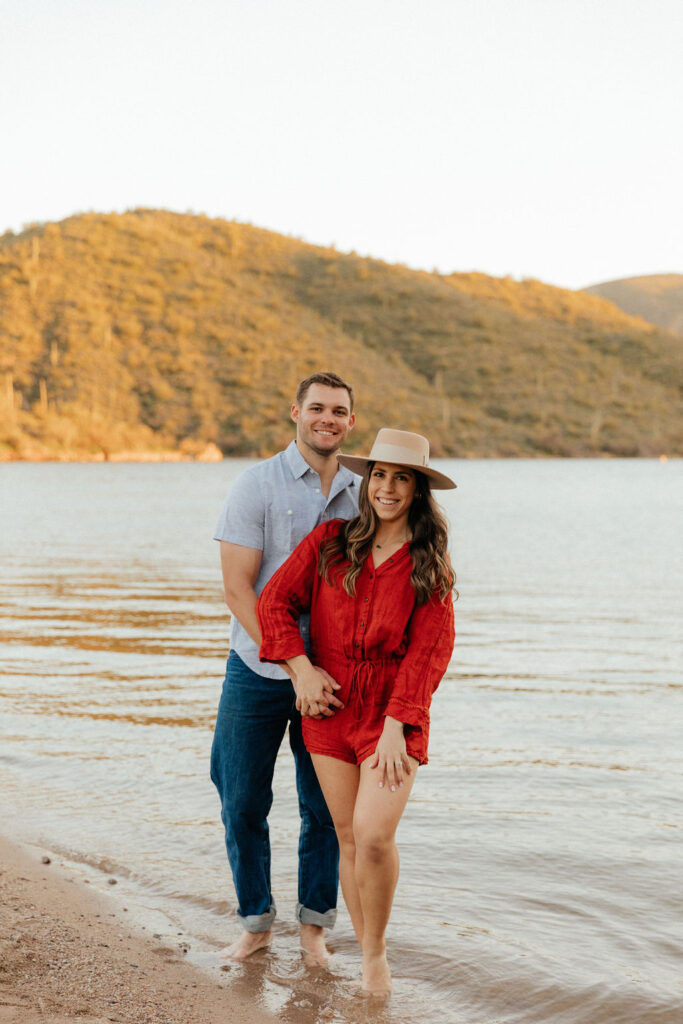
[285,439,311,480]
[284,439,357,492]
[329,461,357,497]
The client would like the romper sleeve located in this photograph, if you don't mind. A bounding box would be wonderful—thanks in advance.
[384,588,455,733]
[257,519,342,665]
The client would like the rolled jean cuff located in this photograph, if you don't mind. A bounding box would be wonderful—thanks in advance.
[295,902,337,929]
[238,903,276,933]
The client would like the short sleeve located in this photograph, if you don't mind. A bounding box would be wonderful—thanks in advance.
[213,468,265,549]
[384,590,455,732]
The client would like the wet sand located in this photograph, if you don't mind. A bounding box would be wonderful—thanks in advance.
[0,836,272,1024]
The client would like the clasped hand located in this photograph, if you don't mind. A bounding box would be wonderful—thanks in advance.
[290,660,344,720]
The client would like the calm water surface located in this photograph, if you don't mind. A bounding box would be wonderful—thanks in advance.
[1,459,681,1024]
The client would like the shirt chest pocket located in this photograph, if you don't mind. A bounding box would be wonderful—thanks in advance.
[266,504,317,562]
[267,507,295,561]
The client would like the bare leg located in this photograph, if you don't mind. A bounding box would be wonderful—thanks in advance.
[311,755,364,943]
[220,929,272,961]
[353,755,418,996]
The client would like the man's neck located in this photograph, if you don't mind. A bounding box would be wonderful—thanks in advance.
[295,440,339,497]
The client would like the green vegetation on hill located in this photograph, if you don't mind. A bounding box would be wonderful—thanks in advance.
[584,274,683,336]
[1,210,681,459]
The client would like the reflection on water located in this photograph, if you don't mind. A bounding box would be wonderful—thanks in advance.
[1,459,682,1024]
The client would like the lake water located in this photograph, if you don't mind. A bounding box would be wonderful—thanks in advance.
[1,459,681,1024]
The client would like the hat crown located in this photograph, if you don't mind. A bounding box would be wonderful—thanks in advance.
[368,429,430,468]
[335,427,457,489]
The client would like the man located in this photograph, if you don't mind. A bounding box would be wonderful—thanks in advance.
[210,371,358,962]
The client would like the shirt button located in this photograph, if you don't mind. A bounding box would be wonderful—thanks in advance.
[355,642,360,648]
[315,488,320,493]
[287,509,293,515]
[360,621,365,626]
[364,597,369,603]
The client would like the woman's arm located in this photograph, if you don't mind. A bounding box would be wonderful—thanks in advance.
[383,590,455,731]
[257,520,344,716]
[367,593,454,786]
[257,521,329,661]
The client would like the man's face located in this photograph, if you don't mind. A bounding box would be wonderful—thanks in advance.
[291,383,355,459]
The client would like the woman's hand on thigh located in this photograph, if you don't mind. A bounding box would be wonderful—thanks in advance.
[369,716,412,791]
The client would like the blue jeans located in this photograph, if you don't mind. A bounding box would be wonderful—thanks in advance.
[210,651,339,933]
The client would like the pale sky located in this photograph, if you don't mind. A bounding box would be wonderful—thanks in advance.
[1,0,681,289]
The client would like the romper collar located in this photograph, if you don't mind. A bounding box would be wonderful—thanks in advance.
[370,542,412,574]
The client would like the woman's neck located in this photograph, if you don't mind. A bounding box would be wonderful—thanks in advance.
[373,522,412,549]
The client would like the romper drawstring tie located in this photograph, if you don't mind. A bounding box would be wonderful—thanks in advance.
[348,660,379,720]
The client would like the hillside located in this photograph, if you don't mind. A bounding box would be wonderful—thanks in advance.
[1,210,681,460]
[584,274,683,336]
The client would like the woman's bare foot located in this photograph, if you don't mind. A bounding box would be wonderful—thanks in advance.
[219,929,272,961]
[300,923,330,967]
[361,949,392,997]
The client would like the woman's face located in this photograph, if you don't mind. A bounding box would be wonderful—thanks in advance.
[367,462,417,528]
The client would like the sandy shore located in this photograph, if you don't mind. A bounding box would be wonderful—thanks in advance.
[0,836,272,1024]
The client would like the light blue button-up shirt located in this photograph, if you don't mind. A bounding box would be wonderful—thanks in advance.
[214,440,359,678]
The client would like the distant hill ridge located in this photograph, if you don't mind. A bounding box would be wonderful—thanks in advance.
[0,209,680,459]
[584,274,683,336]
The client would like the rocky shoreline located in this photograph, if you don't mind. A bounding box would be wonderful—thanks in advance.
[0,836,271,1024]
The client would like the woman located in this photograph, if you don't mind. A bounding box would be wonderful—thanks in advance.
[257,428,456,996]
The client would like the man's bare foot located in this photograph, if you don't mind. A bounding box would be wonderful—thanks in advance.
[361,949,392,997]
[300,923,330,967]
[219,929,272,961]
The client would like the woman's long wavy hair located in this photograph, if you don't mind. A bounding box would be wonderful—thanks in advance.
[319,463,455,605]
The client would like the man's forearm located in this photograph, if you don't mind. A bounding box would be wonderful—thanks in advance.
[224,587,261,646]
[225,587,294,679]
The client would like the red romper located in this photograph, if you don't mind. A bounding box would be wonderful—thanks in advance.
[257,519,455,766]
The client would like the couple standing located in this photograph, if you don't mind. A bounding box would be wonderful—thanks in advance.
[210,370,456,996]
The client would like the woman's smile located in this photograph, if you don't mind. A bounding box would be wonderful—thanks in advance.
[368,462,417,525]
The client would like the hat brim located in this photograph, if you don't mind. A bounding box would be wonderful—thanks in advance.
[336,454,457,489]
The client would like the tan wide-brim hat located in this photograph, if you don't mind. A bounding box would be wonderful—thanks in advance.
[336,428,457,490]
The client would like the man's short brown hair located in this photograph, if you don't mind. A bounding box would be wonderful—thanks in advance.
[296,371,355,412]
